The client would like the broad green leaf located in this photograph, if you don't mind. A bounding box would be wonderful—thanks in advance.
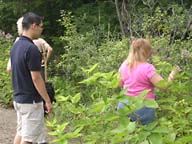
[102,94,108,104]
[111,135,130,144]
[118,105,132,116]
[73,126,84,135]
[57,122,69,133]
[78,73,101,85]
[112,125,127,134]
[127,122,136,133]
[56,95,69,102]
[91,101,105,113]
[46,118,57,128]
[66,103,83,114]
[112,121,134,134]
[137,90,150,98]
[101,71,114,80]
[184,107,192,114]
[144,99,158,108]
[64,132,82,139]
[138,131,151,140]
[104,113,119,121]
[119,116,130,126]
[51,138,68,144]
[71,93,81,104]
[144,121,158,131]
[166,133,176,142]
[149,133,163,144]
[87,63,99,74]
[175,136,192,144]
[140,140,150,144]
[108,78,119,88]
[63,127,83,139]
[48,131,58,136]
[78,76,97,85]
[152,126,169,133]
[118,95,130,103]
[81,63,98,74]
[156,80,171,89]
[70,107,84,114]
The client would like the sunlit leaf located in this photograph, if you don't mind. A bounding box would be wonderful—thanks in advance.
[71,93,81,104]
[140,140,150,144]
[175,136,192,144]
[127,122,136,133]
[144,99,158,108]
[81,63,99,74]
[152,126,169,133]
[149,133,163,144]
[46,118,57,128]
[57,122,69,133]
[56,95,69,102]
[91,101,105,113]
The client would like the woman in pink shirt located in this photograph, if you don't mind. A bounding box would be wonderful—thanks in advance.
[118,38,180,125]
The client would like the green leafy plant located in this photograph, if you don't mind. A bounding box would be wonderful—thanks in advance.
[0,37,13,106]
[47,65,169,144]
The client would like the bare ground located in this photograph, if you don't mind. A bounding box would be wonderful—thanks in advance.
[0,106,55,144]
[0,106,78,144]
[0,106,16,144]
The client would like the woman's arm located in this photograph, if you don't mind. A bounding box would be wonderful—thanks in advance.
[168,66,181,81]
[118,79,124,88]
[46,45,53,61]
[150,73,165,90]
[6,58,12,73]
[150,66,181,90]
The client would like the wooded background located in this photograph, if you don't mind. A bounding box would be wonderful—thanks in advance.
[1,1,192,143]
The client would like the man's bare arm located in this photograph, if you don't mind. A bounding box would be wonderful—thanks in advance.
[31,71,52,113]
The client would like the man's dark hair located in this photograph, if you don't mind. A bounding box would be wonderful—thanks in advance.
[22,12,43,30]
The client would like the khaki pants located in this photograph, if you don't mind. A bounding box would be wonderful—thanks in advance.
[14,101,47,143]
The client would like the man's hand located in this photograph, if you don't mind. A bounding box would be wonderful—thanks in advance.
[31,71,53,113]
[45,102,53,114]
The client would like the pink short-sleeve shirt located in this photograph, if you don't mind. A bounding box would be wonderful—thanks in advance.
[119,61,156,99]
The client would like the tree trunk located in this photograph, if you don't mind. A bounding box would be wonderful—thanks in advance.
[115,0,126,36]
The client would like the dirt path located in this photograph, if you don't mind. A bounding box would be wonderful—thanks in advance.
[0,106,77,144]
[0,106,54,144]
[0,106,16,144]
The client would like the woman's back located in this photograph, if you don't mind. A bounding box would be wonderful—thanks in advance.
[119,61,156,99]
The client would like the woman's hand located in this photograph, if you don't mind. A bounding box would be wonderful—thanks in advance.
[168,66,182,81]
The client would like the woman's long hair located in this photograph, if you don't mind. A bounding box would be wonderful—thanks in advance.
[17,17,23,36]
[127,38,152,69]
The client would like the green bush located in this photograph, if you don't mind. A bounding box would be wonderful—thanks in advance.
[0,37,13,106]
[48,63,192,144]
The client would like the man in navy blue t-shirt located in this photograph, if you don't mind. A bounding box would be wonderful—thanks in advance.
[10,12,52,144]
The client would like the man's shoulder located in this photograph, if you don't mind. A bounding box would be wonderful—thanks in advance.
[15,37,33,46]
[21,37,39,49]
[13,39,39,55]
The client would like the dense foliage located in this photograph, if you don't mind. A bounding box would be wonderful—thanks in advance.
[0,0,192,143]
[0,35,13,106]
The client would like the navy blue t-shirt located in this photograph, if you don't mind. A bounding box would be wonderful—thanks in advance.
[11,36,43,103]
